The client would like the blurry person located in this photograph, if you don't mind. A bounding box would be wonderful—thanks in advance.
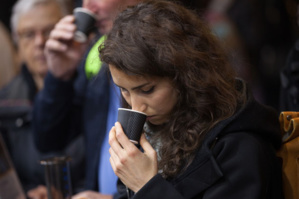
[0,0,85,198]
[33,0,142,198]
[280,1,299,111]
[0,21,19,88]
[100,1,283,198]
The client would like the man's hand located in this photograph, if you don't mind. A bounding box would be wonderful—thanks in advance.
[72,190,113,199]
[27,185,47,199]
[44,15,90,81]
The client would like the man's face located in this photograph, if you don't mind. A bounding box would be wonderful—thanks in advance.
[17,2,63,78]
[83,0,138,34]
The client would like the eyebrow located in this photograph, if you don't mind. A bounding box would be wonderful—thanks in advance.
[114,82,151,91]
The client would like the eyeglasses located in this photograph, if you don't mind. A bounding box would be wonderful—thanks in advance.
[17,26,53,42]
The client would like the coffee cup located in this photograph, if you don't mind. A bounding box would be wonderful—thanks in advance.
[40,156,72,199]
[117,108,147,145]
[73,7,97,43]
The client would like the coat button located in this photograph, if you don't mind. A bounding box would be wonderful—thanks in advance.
[16,118,23,127]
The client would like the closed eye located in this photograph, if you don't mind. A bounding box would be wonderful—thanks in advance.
[141,86,155,94]
[120,87,128,93]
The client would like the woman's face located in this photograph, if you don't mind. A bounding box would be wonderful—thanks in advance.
[110,65,178,125]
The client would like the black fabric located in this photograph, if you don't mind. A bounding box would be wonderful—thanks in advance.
[280,39,299,111]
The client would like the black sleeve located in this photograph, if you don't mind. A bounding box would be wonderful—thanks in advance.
[33,71,85,152]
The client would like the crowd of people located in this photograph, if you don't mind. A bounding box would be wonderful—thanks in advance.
[0,0,85,197]
[0,0,298,198]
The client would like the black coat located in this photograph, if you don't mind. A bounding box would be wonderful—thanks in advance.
[115,81,283,199]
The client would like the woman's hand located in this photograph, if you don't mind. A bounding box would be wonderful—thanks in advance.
[109,122,158,193]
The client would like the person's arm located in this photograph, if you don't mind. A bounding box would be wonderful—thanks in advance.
[33,71,84,152]
[33,14,92,152]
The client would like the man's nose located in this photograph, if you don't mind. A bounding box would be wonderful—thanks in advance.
[83,0,99,13]
[34,32,47,47]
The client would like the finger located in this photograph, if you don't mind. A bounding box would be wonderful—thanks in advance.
[109,145,118,162]
[49,28,74,41]
[115,122,134,149]
[140,133,156,157]
[48,16,76,41]
[109,148,117,172]
[54,16,77,32]
[109,146,128,178]
[109,126,124,151]
[45,39,67,52]
[57,15,75,25]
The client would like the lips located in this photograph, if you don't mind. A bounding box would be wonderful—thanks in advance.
[146,115,155,121]
[96,19,108,26]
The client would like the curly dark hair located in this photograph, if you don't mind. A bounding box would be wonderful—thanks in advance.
[99,0,245,178]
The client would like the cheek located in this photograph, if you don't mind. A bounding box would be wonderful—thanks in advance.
[153,91,177,113]
[106,0,125,16]
[18,44,31,61]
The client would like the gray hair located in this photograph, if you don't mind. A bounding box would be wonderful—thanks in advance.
[11,0,72,42]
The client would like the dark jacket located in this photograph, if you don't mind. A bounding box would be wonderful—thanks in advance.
[280,39,299,111]
[0,65,86,193]
[115,81,283,199]
[33,57,111,190]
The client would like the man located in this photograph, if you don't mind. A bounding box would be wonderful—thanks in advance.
[0,0,85,198]
[33,0,141,198]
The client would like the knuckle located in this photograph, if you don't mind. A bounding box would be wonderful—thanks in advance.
[150,150,157,158]
[127,148,137,157]
[119,156,127,165]
[114,162,123,174]
[116,131,122,140]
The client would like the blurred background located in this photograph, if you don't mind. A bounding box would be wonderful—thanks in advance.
[1,0,298,111]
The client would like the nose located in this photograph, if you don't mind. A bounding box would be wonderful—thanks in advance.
[34,32,47,47]
[83,0,100,13]
[129,94,146,113]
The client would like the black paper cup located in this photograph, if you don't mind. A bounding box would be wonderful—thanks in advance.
[117,108,147,145]
[73,7,97,43]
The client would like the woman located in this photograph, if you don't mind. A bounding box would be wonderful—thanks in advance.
[100,1,283,198]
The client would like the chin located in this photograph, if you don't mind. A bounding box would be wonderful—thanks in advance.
[98,23,113,35]
[36,68,48,77]
[97,25,107,34]
[148,119,164,126]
